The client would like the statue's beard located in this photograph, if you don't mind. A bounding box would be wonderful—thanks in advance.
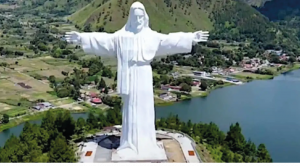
[131,22,144,32]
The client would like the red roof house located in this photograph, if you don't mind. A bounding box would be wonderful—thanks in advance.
[91,98,102,104]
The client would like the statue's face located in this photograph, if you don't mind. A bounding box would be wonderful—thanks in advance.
[131,8,144,30]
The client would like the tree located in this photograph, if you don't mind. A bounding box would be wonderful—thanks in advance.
[48,134,76,162]
[83,24,92,32]
[104,87,109,94]
[94,77,99,85]
[180,83,191,92]
[75,118,86,142]
[2,114,9,124]
[114,72,117,81]
[225,123,246,154]
[256,144,273,162]
[199,80,208,91]
[48,75,56,84]
[111,83,117,91]
[176,93,181,99]
[98,78,106,90]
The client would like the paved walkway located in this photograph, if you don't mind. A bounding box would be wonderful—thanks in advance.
[156,130,201,163]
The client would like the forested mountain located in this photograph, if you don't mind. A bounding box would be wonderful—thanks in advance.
[245,0,300,45]
[66,0,300,52]
[2,0,300,52]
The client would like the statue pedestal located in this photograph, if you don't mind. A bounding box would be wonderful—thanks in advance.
[111,141,168,162]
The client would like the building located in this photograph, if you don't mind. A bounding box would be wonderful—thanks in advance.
[161,85,170,91]
[265,49,283,56]
[161,85,181,91]
[192,71,210,77]
[33,102,53,111]
[91,98,102,104]
[159,92,173,100]
[192,81,199,86]
[168,86,181,91]
[192,79,200,86]
[89,92,98,98]
[171,72,179,79]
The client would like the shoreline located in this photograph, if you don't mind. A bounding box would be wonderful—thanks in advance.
[155,64,300,106]
[0,66,299,132]
[0,109,88,132]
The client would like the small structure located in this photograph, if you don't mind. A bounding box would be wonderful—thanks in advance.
[168,86,181,91]
[89,92,98,98]
[192,79,200,86]
[159,92,173,101]
[91,98,102,104]
[188,151,195,156]
[161,85,170,91]
[171,72,179,79]
[113,125,122,130]
[33,102,53,111]
[85,151,93,157]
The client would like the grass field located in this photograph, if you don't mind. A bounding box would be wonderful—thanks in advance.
[232,72,273,80]
[0,57,84,116]
[173,66,195,74]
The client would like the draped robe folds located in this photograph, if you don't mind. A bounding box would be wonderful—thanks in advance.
[80,29,194,159]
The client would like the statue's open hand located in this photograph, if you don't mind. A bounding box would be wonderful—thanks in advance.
[64,31,81,44]
[193,31,209,43]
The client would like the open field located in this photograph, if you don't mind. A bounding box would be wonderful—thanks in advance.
[173,66,195,74]
[50,98,75,106]
[0,102,16,112]
[232,72,273,80]
[0,57,84,116]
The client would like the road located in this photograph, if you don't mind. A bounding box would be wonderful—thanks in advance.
[182,74,243,85]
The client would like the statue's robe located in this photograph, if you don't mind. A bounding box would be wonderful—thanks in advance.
[80,29,194,159]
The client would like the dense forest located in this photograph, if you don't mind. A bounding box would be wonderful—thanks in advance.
[254,0,300,42]
[0,106,272,163]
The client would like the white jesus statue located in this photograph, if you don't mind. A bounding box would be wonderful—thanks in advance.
[65,1,209,160]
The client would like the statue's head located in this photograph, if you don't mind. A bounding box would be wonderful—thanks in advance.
[123,1,149,33]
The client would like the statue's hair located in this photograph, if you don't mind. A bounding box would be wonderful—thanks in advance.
[121,1,150,31]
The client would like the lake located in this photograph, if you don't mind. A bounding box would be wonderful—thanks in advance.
[1,70,300,162]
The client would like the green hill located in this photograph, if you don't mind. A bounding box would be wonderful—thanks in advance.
[17,0,92,16]
[68,0,299,50]
[3,0,299,51]
[69,0,213,33]
[245,0,300,46]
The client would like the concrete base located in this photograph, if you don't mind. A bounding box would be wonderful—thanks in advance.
[111,141,168,162]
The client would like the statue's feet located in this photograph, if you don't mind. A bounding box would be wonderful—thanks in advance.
[116,144,163,160]
[116,147,138,160]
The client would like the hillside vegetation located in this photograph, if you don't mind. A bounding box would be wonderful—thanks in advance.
[69,0,300,51]
[242,0,300,44]
[69,0,213,32]
[17,0,93,16]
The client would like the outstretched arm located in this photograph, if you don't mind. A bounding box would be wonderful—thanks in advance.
[80,32,116,57]
[155,31,209,57]
[65,31,116,57]
[155,32,194,57]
